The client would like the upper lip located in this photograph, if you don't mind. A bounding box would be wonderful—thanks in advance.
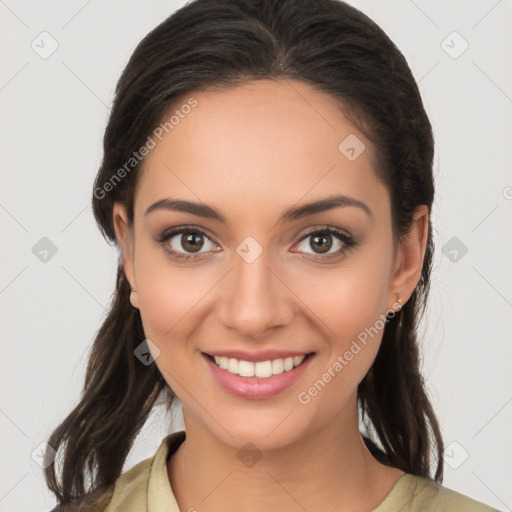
[203,350,314,363]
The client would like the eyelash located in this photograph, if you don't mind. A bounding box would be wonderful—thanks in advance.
[155,224,357,262]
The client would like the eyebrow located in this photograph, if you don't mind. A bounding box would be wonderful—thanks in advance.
[144,194,373,222]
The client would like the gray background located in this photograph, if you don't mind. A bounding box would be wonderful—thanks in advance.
[1,0,511,510]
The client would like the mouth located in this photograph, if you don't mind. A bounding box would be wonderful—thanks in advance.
[202,351,315,380]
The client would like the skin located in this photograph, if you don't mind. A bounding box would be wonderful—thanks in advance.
[113,79,428,512]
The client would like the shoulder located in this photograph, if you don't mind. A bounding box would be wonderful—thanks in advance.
[103,452,155,509]
[48,484,115,512]
[48,433,179,512]
[382,473,500,512]
[48,457,153,512]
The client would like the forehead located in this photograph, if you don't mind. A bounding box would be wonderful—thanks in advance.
[135,79,385,217]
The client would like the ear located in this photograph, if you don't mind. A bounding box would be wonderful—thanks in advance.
[388,205,429,307]
[112,202,138,308]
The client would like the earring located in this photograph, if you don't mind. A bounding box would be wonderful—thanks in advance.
[395,293,403,327]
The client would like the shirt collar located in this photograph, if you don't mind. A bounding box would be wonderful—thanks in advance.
[147,430,186,511]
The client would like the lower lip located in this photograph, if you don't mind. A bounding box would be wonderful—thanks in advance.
[202,353,314,400]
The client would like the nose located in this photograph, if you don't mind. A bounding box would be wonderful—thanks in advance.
[217,248,294,338]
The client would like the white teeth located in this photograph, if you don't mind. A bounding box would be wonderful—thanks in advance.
[283,357,294,371]
[255,360,273,378]
[238,360,254,377]
[271,359,284,375]
[212,354,307,379]
[228,358,238,374]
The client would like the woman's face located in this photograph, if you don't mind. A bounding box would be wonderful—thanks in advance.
[114,79,427,450]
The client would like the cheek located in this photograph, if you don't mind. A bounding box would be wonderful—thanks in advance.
[293,288,387,425]
[290,249,393,400]
[312,277,385,366]
[133,244,217,355]
[293,252,393,344]
[135,271,207,384]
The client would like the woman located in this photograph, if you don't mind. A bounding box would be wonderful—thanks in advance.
[45,0,499,510]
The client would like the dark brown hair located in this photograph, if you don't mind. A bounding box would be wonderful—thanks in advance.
[45,0,443,508]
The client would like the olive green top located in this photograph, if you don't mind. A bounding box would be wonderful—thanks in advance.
[60,430,499,511]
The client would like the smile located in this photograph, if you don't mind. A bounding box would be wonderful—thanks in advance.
[206,353,310,379]
[202,351,316,399]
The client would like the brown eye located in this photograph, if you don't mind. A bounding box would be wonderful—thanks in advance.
[309,233,333,254]
[181,232,205,252]
[158,227,219,259]
[291,226,356,259]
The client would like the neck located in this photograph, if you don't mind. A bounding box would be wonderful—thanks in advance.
[168,397,404,512]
